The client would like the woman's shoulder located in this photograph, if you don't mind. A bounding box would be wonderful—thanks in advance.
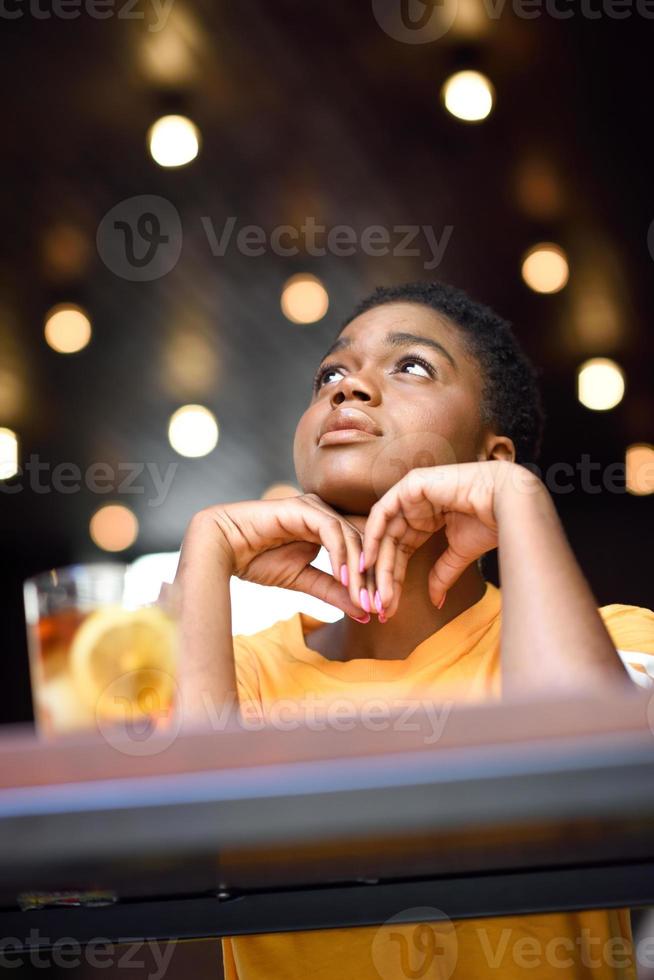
[596,601,654,687]
[597,600,654,653]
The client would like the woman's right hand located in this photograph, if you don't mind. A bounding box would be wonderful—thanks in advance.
[181,494,379,622]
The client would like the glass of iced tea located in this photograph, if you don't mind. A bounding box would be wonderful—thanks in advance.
[23,563,178,738]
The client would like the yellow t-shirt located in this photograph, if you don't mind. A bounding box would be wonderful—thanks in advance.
[223,583,654,980]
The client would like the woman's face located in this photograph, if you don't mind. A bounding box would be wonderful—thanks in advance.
[293,301,500,514]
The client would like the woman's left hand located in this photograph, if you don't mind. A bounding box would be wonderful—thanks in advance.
[361,460,532,615]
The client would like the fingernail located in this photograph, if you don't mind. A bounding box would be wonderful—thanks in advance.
[340,564,349,587]
[437,593,446,610]
[359,587,371,613]
[378,609,387,624]
[349,612,371,624]
[374,589,383,614]
[359,553,365,573]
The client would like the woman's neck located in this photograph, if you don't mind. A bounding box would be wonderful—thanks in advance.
[306,529,488,662]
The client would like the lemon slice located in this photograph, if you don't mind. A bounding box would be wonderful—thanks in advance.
[70,605,177,721]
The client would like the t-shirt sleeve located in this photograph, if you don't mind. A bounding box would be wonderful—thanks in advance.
[600,603,654,688]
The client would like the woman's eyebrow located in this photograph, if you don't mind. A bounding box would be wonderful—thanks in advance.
[321,332,457,369]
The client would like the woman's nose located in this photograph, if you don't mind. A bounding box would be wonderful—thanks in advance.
[330,371,380,406]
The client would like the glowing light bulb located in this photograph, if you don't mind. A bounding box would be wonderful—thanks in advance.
[90,505,139,552]
[148,115,200,168]
[281,274,329,324]
[442,70,494,122]
[168,404,219,457]
[44,304,92,354]
[0,427,18,480]
[626,444,654,496]
[521,244,569,294]
[577,358,625,411]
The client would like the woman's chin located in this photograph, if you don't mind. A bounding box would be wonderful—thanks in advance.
[306,481,377,516]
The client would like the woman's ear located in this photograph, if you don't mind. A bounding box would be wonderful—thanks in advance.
[482,434,516,463]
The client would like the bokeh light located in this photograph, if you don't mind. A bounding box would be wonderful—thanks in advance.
[0,369,24,423]
[44,304,92,354]
[577,357,625,411]
[281,274,329,324]
[168,404,219,457]
[41,224,90,281]
[626,443,654,496]
[0,427,18,480]
[161,326,218,399]
[90,504,139,552]
[148,115,200,168]
[442,70,494,122]
[515,158,564,220]
[521,244,569,294]
[139,7,204,85]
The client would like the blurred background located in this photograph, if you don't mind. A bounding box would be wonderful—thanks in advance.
[1,0,653,735]
[1,2,654,976]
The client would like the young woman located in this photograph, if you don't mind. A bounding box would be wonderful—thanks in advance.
[174,281,654,979]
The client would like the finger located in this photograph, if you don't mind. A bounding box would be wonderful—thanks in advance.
[339,514,376,616]
[299,499,361,610]
[340,525,371,613]
[291,565,369,620]
[374,530,399,612]
[386,541,413,619]
[363,491,406,598]
[377,537,412,620]
[373,502,419,615]
[361,484,403,571]
[365,561,378,620]
[428,547,471,607]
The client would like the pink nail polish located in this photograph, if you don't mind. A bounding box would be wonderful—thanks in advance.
[359,587,371,613]
[437,593,446,610]
[374,589,383,614]
[378,609,387,624]
[350,612,371,624]
[340,564,349,587]
[359,553,365,573]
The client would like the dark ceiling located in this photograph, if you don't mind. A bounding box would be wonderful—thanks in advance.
[0,1,652,723]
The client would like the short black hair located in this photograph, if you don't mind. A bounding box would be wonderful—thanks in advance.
[343,281,545,465]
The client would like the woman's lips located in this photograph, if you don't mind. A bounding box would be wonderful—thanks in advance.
[318,428,380,446]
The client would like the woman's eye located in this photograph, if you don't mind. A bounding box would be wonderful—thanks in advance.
[313,354,435,391]
[399,354,436,378]
[314,365,344,390]
[397,356,435,378]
